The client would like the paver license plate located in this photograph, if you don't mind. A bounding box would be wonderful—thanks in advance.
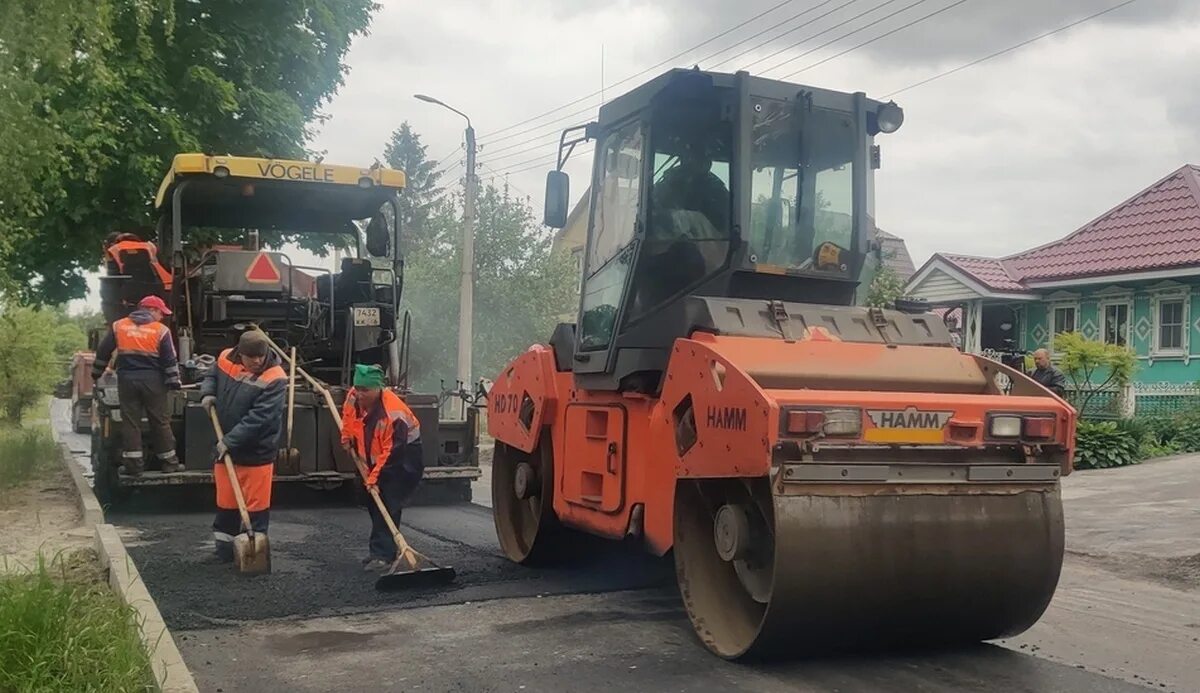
[352,307,380,327]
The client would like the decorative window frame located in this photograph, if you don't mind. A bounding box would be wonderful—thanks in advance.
[1046,294,1080,351]
[1093,285,1133,349]
[1147,281,1190,364]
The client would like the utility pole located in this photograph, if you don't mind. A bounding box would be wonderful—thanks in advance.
[414,93,476,404]
[459,124,476,398]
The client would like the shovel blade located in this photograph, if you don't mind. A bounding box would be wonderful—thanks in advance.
[374,565,456,591]
[233,533,271,576]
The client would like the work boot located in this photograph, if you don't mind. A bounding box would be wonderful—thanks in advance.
[363,558,391,572]
[120,457,144,477]
[160,458,185,474]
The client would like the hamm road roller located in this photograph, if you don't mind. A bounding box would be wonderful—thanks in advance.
[487,68,1075,659]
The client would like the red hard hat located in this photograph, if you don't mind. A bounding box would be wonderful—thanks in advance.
[138,295,173,315]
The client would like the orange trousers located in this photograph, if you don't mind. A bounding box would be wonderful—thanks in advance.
[214,463,274,512]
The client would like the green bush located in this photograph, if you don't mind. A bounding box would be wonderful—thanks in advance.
[1074,420,1141,470]
[1170,409,1200,453]
[0,556,152,692]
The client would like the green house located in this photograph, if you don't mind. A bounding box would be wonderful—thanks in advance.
[905,164,1200,415]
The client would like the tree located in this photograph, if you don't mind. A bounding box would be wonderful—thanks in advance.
[400,182,576,393]
[0,303,86,423]
[383,122,444,255]
[0,0,380,304]
[1053,332,1137,416]
[865,264,906,308]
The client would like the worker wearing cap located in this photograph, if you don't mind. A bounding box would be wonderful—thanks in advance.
[92,295,182,475]
[340,364,424,571]
[104,231,174,292]
[200,331,287,562]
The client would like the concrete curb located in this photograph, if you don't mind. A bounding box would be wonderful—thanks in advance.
[47,403,104,527]
[95,524,200,693]
[56,441,105,526]
[48,401,200,693]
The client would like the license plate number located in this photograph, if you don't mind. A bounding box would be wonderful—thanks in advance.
[353,307,380,327]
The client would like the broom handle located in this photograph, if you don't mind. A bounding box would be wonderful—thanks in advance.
[209,408,256,539]
[252,327,420,565]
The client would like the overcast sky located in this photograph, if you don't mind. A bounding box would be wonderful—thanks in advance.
[68,0,1200,313]
[310,0,1200,268]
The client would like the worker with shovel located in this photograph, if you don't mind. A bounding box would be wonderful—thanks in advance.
[200,331,287,564]
[340,364,424,572]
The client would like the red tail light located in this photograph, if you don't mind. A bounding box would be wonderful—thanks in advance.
[1022,417,1056,440]
[786,410,826,435]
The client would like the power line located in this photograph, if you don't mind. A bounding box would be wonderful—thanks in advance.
[480,0,909,166]
[480,162,534,198]
[880,0,1141,98]
[778,0,971,79]
[757,0,937,76]
[502,148,596,178]
[481,0,869,159]
[478,0,799,141]
[694,0,865,75]
[726,0,891,72]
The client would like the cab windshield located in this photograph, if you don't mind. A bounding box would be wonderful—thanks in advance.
[747,99,857,277]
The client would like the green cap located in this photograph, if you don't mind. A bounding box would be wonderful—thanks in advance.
[353,364,387,389]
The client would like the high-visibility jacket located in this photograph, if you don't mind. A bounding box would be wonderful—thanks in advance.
[92,309,180,385]
[106,239,173,291]
[341,388,422,486]
[200,348,287,465]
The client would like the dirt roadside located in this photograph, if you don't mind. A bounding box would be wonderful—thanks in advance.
[0,453,92,572]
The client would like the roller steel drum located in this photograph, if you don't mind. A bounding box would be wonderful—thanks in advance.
[674,478,1065,659]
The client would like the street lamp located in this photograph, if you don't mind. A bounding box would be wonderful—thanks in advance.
[415,94,477,405]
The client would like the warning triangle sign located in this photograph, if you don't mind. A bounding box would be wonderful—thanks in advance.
[245,253,282,284]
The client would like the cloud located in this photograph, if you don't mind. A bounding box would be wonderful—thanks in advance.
[306,0,1200,274]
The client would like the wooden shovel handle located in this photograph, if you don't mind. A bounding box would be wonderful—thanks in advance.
[251,328,423,568]
[209,408,256,538]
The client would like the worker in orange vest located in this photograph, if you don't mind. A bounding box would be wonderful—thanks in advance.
[340,365,424,571]
[104,231,174,292]
[92,295,182,476]
[200,330,287,563]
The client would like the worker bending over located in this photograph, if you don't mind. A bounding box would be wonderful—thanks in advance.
[201,331,286,563]
[104,231,174,293]
[341,365,424,571]
[92,295,182,475]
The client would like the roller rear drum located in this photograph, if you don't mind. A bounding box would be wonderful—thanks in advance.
[674,478,1065,659]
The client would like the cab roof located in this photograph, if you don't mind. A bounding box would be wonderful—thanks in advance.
[153,153,406,233]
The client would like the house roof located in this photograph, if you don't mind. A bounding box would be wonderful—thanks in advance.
[910,164,1200,294]
[877,228,916,280]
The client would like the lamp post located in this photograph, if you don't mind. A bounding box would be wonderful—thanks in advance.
[415,94,476,400]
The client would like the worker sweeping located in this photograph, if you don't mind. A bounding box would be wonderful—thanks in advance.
[200,330,286,563]
[340,364,424,571]
[91,295,183,475]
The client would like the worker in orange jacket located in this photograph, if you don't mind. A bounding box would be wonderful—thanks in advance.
[104,231,174,292]
[92,295,182,475]
[340,364,424,571]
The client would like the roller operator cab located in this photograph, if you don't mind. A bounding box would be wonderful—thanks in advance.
[91,154,481,506]
[487,69,1076,660]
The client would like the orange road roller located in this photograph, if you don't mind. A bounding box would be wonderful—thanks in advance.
[487,68,1075,659]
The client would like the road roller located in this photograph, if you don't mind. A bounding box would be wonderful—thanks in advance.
[487,68,1075,659]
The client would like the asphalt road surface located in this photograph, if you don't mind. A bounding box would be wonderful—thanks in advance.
[52,402,1198,692]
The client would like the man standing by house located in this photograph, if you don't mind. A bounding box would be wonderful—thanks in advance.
[1030,348,1068,397]
[91,295,182,476]
[200,330,287,563]
[340,364,424,571]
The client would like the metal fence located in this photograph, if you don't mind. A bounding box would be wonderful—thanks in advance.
[1063,384,1200,420]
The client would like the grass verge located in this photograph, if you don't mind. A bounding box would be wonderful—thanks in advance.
[0,424,57,494]
[0,551,152,692]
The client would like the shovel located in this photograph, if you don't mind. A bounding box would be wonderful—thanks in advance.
[349,450,456,591]
[209,408,271,576]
